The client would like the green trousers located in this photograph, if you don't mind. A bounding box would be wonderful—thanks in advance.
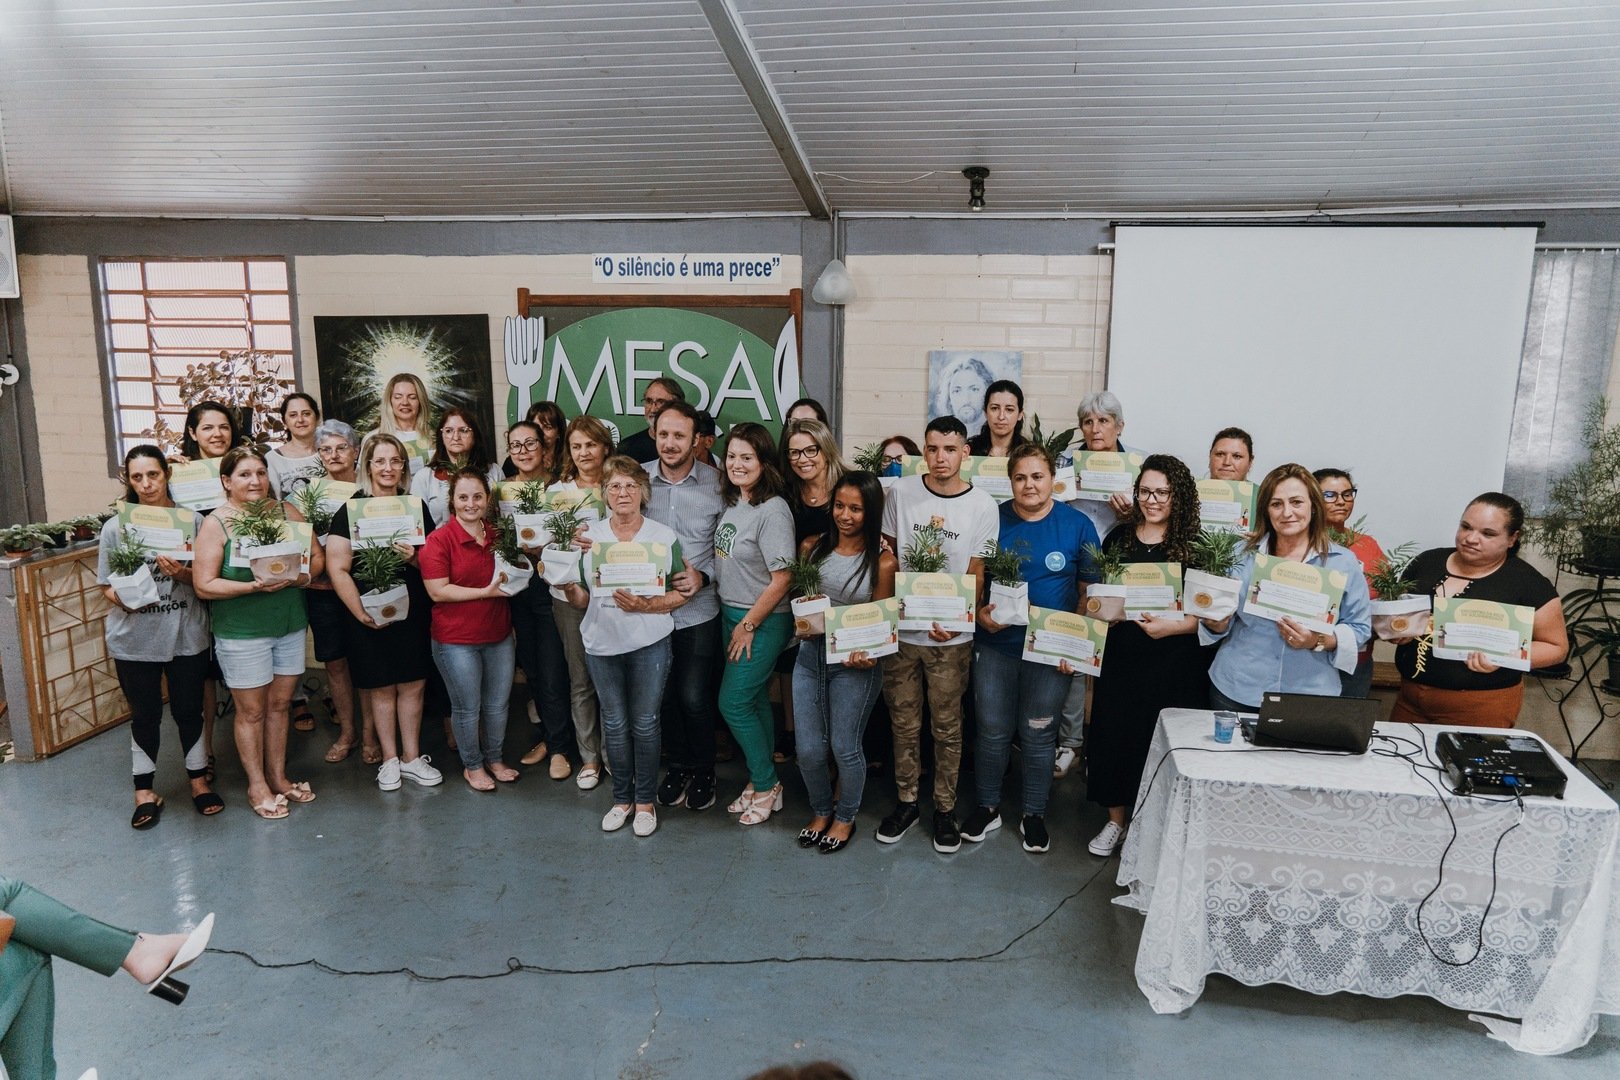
[1,877,136,1080]
[718,606,795,790]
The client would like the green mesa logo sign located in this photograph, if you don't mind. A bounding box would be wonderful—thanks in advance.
[504,308,800,440]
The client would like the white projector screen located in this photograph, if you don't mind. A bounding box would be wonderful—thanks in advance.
[1107,225,1538,550]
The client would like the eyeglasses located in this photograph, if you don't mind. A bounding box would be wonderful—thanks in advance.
[883,454,905,465]
[317,445,353,456]
[441,426,473,437]
[605,483,642,495]
[787,446,822,462]
[1321,489,1358,502]
[643,395,674,408]
[508,439,540,453]
[1137,488,1172,503]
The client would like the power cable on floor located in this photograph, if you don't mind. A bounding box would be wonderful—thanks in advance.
[208,858,1114,982]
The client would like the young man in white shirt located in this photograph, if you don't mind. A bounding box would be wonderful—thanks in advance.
[877,415,999,853]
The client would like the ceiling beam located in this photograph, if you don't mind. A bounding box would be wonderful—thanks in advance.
[695,0,830,220]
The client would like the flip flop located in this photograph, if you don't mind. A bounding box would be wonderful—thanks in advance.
[324,740,355,763]
[250,794,289,820]
[145,912,215,1005]
[278,781,316,804]
[131,798,164,830]
[191,791,225,816]
[361,745,384,766]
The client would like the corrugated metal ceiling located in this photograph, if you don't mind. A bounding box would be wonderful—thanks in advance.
[2,0,1618,217]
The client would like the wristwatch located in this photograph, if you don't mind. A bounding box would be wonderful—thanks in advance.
[1312,631,1329,652]
[742,620,758,632]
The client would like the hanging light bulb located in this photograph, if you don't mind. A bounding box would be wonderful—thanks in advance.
[811,258,857,305]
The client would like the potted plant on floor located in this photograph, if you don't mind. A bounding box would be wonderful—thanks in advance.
[539,503,585,585]
[1081,542,1129,622]
[352,529,411,627]
[230,499,302,584]
[493,517,535,597]
[105,533,160,608]
[788,556,829,636]
[1529,396,1620,573]
[1366,542,1430,641]
[1,524,49,559]
[982,541,1030,626]
[1183,528,1246,621]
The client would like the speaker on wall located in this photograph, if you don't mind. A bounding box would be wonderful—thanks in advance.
[0,215,18,299]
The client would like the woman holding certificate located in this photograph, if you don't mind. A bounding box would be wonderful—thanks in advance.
[791,470,897,853]
[962,444,1098,855]
[548,414,615,790]
[265,393,328,498]
[714,422,797,826]
[1200,464,1371,711]
[559,456,690,836]
[409,407,503,526]
[420,470,518,792]
[192,446,321,820]
[300,419,364,759]
[325,433,443,792]
[966,380,1027,458]
[1084,454,1210,859]
[97,445,220,827]
[377,373,435,476]
[1390,493,1567,727]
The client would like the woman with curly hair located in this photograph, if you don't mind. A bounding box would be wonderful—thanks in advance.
[1083,453,1212,858]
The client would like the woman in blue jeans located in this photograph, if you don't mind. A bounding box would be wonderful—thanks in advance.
[962,444,1099,854]
[420,470,518,792]
[560,456,691,836]
[791,471,896,853]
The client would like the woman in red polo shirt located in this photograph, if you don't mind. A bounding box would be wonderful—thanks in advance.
[420,470,518,792]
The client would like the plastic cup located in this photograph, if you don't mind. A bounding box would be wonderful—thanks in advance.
[1213,711,1238,744]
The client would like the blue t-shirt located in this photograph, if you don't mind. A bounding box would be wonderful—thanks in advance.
[983,500,1100,657]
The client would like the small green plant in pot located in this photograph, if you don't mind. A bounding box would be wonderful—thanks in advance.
[900,522,949,574]
[897,523,972,631]
[787,556,829,636]
[352,529,411,626]
[290,484,334,545]
[1,525,48,558]
[493,516,535,597]
[1183,528,1246,621]
[230,498,301,584]
[1528,396,1620,572]
[105,532,160,608]
[1569,615,1620,691]
[1365,542,1430,641]
[540,504,586,585]
[511,481,549,546]
[71,514,104,542]
[1081,542,1130,622]
[1027,415,1079,498]
[981,541,1030,626]
[852,442,888,475]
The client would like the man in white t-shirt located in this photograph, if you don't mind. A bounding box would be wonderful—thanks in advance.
[877,415,999,854]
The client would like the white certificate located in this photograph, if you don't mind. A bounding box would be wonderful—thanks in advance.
[1031,629,1095,663]
[1442,622,1520,654]
[902,595,968,621]
[1254,578,1331,618]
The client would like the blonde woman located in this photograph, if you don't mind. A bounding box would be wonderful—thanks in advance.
[376,373,435,476]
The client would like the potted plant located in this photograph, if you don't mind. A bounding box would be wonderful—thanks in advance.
[540,504,586,584]
[71,514,104,542]
[1,524,49,559]
[1081,543,1128,622]
[230,499,302,584]
[900,523,948,575]
[105,533,160,608]
[1183,528,1246,621]
[351,529,411,627]
[787,556,829,636]
[41,521,79,549]
[981,541,1029,625]
[511,481,549,546]
[289,484,334,546]
[1027,414,1078,498]
[1529,396,1620,572]
[493,517,535,597]
[852,442,887,474]
[1365,542,1430,641]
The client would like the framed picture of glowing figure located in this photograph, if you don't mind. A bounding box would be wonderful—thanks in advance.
[313,314,495,439]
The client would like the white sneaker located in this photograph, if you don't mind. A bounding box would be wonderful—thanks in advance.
[399,755,443,787]
[527,700,541,725]
[601,804,632,832]
[1053,746,1078,778]
[577,764,602,791]
[633,809,658,837]
[376,757,402,792]
[1088,820,1126,857]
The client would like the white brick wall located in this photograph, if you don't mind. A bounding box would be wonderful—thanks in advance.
[19,255,109,520]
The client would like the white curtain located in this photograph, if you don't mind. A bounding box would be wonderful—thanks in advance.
[1505,249,1620,515]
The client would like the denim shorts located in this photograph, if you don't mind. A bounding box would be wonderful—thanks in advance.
[214,630,307,690]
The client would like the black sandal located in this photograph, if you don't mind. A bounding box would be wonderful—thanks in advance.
[291,700,316,732]
[192,791,225,816]
[796,826,826,849]
[131,798,164,830]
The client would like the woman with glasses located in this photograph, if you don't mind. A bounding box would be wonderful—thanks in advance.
[966,380,1026,458]
[304,419,365,761]
[1200,463,1372,712]
[877,434,921,480]
[501,400,566,481]
[409,408,503,526]
[1313,468,1385,699]
[1083,454,1211,858]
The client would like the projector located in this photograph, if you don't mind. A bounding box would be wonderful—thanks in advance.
[1434,731,1567,799]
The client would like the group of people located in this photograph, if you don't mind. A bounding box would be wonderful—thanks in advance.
[96,373,1569,859]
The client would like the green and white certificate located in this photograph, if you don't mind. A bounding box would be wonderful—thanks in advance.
[825,598,902,663]
[895,571,976,633]
[1071,451,1144,502]
[586,539,677,597]
[307,478,357,516]
[168,458,224,511]
[1431,597,1534,672]
[116,501,197,560]
[541,484,606,521]
[1196,479,1257,533]
[960,456,1011,501]
[1115,562,1184,620]
[395,431,433,469]
[1022,606,1110,675]
[347,494,429,548]
[1242,553,1349,634]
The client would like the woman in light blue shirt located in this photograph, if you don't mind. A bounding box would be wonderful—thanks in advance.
[1200,463,1371,710]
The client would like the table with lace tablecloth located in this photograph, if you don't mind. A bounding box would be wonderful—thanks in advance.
[1115,709,1620,1054]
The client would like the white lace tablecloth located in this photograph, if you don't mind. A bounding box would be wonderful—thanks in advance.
[1115,709,1620,1054]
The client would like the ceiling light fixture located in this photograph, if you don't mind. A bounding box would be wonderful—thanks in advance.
[963,167,989,212]
[811,258,856,305]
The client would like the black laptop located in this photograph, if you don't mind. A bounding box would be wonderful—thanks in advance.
[1246,692,1379,754]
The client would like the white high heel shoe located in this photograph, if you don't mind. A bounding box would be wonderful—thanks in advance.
[726,785,756,814]
[738,784,784,826]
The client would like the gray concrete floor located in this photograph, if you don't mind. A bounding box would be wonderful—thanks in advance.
[2,702,1617,1079]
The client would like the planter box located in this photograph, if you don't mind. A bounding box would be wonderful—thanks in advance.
[109,563,161,609]
[988,580,1029,626]
[1370,594,1432,641]
[245,540,302,584]
[495,553,535,597]
[360,583,410,627]
[792,594,830,636]
[1083,583,1127,623]
[540,545,582,586]
[1183,569,1242,621]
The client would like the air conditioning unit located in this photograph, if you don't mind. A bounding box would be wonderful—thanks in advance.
[0,215,18,299]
